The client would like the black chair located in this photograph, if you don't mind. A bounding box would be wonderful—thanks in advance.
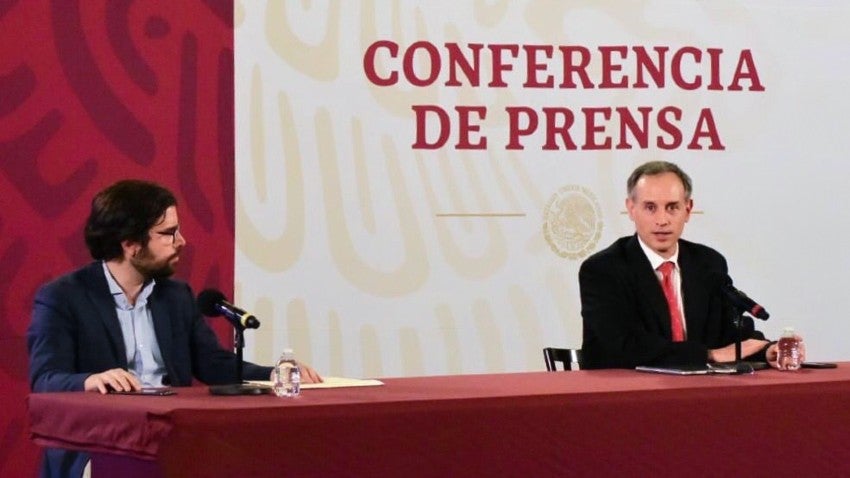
[543,347,583,371]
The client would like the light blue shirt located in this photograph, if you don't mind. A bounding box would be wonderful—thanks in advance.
[102,262,167,387]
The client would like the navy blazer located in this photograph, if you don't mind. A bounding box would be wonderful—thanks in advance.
[27,262,272,477]
[579,235,766,369]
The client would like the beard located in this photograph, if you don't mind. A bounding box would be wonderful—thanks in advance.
[131,246,178,280]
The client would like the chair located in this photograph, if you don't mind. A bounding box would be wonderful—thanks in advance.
[543,347,583,371]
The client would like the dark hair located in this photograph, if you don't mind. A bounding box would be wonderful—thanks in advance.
[84,180,177,260]
[626,161,693,200]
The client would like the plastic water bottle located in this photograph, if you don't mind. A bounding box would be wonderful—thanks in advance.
[776,327,802,371]
[273,348,301,397]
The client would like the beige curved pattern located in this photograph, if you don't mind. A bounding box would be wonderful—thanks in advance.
[237,69,304,272]
[266,1,341,80]
[316,108,428,296]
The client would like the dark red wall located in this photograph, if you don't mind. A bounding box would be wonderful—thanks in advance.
[0,1,235,474]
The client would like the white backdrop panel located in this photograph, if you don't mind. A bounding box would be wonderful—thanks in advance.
[235,0,850,377]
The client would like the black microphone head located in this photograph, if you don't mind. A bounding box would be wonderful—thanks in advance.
[750,304,770,320]
[717,274,770,320]
[244,316,260,329]
[197,289,226,317]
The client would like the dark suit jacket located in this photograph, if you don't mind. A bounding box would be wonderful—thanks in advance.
[579,235,766,370]
[27,262,273,477]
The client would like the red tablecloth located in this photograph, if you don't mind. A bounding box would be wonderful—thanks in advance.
[29,367,850,477]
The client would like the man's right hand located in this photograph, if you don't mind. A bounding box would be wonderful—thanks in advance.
[84,368,142,394]
[708,339,770,363]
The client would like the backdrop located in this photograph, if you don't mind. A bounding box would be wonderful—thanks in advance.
[235,0,850,378]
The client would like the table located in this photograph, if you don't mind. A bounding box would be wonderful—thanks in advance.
[29,366,850,477]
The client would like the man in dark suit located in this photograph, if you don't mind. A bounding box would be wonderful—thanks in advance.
[579,161,783,370]
[27,179,321,477]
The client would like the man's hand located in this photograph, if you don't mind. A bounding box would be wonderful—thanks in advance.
[766,336,806,369]
[84,368,142,394]
[765,342,779,368]
[299,362,323,384]
[268,362,323,384]
[708,339,770,363]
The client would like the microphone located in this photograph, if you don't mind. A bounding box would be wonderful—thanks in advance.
[718,275,769,320]
[196,289,260,329]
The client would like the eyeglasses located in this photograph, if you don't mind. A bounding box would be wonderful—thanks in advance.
[154,227,182,245]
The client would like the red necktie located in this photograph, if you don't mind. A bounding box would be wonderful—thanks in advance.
[658,261,685,342]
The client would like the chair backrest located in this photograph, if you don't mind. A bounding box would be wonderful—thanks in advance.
[543,347,583,371]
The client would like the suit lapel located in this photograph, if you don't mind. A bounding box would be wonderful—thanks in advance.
[84,263,128,366]
[678,243,709,343]
[624,236,673,337]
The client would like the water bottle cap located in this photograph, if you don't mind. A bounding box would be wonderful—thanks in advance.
[283,347,294,354]
[781,327,795,337]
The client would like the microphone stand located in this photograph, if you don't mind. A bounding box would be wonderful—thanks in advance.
[717,276,770,374]
[209,325,269,396]
[731,314,755,374]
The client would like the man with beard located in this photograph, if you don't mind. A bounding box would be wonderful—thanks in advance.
[27,179,321,478]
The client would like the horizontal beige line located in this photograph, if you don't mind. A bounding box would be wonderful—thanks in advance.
[435,213,527,218]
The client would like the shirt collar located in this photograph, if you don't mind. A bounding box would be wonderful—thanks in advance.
[101,261,156,310]
[636,236,680,272]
